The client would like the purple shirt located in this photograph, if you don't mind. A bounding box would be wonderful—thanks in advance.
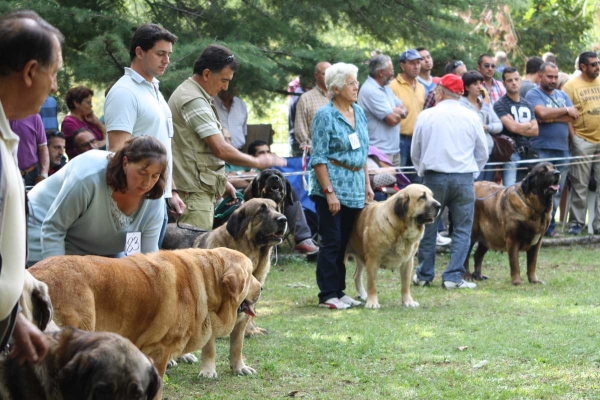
[61,115,103,159]
[10,114,46,170]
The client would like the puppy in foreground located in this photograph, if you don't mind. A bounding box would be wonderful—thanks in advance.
[346,184,441,308]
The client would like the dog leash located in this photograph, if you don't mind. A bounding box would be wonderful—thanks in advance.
[176,214,209,232]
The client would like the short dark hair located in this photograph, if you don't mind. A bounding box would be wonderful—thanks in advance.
[129,23,178,61]
[65,86,94,110]
[525,56,544,75]
[69,128,95,151]
[578,51,598,68]
[0,10,64,77]
[416,47,427,52]
[193,44,239,75]
[501,66,519,81]
[461,70,483,96]
[477,54,494,65]
[106,136,168,200]
[247,140,269,156]
[45,129,64,142]
[539,62,558,74]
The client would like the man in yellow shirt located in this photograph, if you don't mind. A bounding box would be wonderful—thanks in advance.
[389,49,426,183]
[562,51,600,234]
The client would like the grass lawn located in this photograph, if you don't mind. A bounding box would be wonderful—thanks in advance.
[163,244,600,400]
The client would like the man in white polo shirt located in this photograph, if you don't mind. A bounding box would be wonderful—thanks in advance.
[104,23,185,243]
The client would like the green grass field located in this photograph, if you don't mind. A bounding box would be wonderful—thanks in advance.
[163,244,600,400]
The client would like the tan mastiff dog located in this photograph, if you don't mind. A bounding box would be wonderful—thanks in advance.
[346,184,440,308]
[465,162,560,285]
[28,248,262,389]
[164,198,287,337]
[0,327,160,400]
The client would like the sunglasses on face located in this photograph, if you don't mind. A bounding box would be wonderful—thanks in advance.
[224,54,235,63]
[483,63,496,69]
[587,61,600,67]
[453,60,464,69]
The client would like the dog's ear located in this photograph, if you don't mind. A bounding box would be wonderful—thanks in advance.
[145,363,161,400]
[284,178,296,206]
[226,206,249,239]
[57,329,97,400]
[221,265,245,304]
[521,170,535,195]
[248,175,261,200]
[393,192,410,219]
[31,285,53,331]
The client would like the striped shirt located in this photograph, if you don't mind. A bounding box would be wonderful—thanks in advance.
[294,86,330,147]
[483,79,506,105]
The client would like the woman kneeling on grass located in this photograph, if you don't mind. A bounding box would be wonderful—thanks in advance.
[27,136,167,266]
[309,62,374,310]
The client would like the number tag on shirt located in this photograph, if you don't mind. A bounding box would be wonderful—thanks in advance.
[348,133,361,150]
[167,117,174,138]
[125,232,141,256]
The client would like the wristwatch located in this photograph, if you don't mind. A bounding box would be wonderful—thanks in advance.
[322,185,334,194]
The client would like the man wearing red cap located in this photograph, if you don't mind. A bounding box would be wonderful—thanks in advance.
[411,74,488,290]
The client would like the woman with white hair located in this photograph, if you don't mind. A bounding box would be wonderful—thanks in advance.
[309,62,374,310]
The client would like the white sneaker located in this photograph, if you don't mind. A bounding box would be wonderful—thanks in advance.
[437,234,452,246]
[318,298,350,309]
[339,295,362,306]
[443,279,476,289]
[412,273,430,287]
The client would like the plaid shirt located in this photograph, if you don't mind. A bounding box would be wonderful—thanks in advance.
[483,79,506,105]
[294,86,330,147]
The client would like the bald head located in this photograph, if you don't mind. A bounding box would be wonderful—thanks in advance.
[314,61,331,91]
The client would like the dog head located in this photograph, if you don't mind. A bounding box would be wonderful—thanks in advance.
[244,169,294,210]
[20,270,53,331]
[56,327,161,400]
[520,162,560,205]
[226,198,288,246]
[392,184,441,226]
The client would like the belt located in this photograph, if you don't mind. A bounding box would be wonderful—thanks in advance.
[20,164,36,176]
[329,158,361,172]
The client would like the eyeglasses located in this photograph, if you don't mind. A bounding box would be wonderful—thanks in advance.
[224,54,235,63]
[453,60,464,69]
[78,138,97,149]
[586,61,600,67]
[483,63,496,69]
[345,80,360,87]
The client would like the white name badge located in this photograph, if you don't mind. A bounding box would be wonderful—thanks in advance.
[125,232,141,256]
[348,133,361,150]
[167,117,174,138]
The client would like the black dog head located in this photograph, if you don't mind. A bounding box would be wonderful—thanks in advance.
[521,162,560,207]
[244,169,295,210]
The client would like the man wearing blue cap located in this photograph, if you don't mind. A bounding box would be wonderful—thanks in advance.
[389,49,426,183]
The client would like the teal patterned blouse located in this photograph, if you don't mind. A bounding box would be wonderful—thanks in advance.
[309,101,369,209]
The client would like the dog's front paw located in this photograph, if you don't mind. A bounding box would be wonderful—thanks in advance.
[529,279,545,285]
[245,325,268,337]
[231,362,256,376]
[167,359,177,369]
[511,280,523,286]
[473,274,489,281]
[403,299,420,308]
[198,369,218,379]
[356,289,368,301]
[178,353,198,364]
[364,300,381,309]
[464,272,474,281]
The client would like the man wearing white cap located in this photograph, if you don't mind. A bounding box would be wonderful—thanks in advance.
[411,74,488,290]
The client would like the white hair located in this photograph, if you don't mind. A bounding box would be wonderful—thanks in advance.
[325,62,359,98]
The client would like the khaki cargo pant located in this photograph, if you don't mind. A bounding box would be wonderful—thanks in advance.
[179,191,216,230]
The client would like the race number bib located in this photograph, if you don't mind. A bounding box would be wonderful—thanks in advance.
[348,133,361,150]
[125,232,141,256]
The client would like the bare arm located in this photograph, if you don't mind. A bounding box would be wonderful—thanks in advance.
[37,144,49,176]
[204,134,285,169]
[107,130,132,152]
[499,115,536,136]
[533,105,577,121]
[383,106,406,126]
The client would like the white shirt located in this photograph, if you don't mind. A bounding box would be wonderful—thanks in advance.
[104,68,173,196]
[212,95,248,150]
[411,99,488,177]
[0,100,26,319]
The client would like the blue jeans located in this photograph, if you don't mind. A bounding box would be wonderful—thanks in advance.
[312,195,361,303]
[416,172,475,283]
[476,157,496,182]
[501,151,526,186]
[400,135,422,184]
[536,148,569,232]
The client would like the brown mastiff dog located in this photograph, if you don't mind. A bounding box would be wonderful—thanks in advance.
[346,184,441,308]
[0,326,160,400]
[465,162,560,285]
[164,198,287,337]
[28,248,262,389]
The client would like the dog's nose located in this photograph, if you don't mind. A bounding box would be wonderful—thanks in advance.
[270,175,280,182]
[553,170,561,177]
[277,216,287,223]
